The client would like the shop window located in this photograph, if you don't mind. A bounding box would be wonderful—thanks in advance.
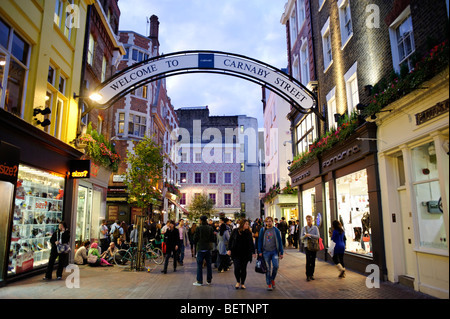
[76,186,92,244]
[302,188,315,223]
[9,165,65,277]
[336,169,371,256]
[411,142,447,251]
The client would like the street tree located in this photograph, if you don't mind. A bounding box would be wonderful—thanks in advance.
[125,136,164,212]
[187,193,217,221]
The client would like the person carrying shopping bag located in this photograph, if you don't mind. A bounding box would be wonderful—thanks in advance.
[300,215,320,281]
[258,216,284,291]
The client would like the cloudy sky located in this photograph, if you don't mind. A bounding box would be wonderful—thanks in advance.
[118,0,288,127]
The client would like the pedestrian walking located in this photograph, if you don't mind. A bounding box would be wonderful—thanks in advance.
[217,218,231,272]
[177,219,189,266]
[43,222,70,280]
[193,215,215,286]
[300,215,320,281]
[188,222,197,257]
[331,220,346,278]
[161,220,180,274]
[252,218,262,253]
[278,217,288,247]
[227,219,256,289]
[258,216,284,291]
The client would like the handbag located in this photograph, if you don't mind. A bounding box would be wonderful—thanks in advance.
[305,226,320,252]
[255,255,267,274]
[57,243,71,254]
[87,254,98,264]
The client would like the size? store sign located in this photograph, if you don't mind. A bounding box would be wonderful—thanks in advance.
[69,160,91,179]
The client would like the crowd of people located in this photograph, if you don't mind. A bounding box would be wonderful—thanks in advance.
[43,216,348,291]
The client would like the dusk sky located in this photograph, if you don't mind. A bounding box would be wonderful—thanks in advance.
[118,0,289,127]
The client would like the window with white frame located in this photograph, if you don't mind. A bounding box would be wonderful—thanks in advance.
[131,48,149,63]
[321,18,333,71]
[101,55,107,82]
[295,114,316,155]
[300,41,310,85]
[297,0,306,30]
[209,193,217,205]
[224,172,232,184]
[338,0,353,48]
[194,172,202,184]
[344,62,359,115]
[54,0,63,26]
[118,112,125,134]
[326,87,337,130]
[128,113,146,137]
[292,55,300,82]
[224,193,232,206]
[290,10,298,47]
[87,33,95,65]
[0,18,30,118]
[209,172,217,184]
[389,7,415,73]
[180,172,187,184]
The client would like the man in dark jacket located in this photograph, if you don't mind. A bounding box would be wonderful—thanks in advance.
[192,215,215,286]
[161,220,180,274]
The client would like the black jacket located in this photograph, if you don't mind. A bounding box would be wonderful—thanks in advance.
[50,229,70,254]
[193,223,215,251]
[164,227,181,250]
[228,229,255,262]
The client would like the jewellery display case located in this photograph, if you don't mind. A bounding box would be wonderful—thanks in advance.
[8,165,65,276]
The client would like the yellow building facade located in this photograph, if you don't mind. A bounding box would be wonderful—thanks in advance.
[1,0,94,143]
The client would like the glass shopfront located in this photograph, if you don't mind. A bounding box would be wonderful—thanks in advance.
[411,141,447,251]
[302,188,315,223]
[335,169,372,256]
[9,165,65,276]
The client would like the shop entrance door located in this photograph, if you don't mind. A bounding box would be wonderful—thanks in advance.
[76,186,92,245]
[398,188,415,278]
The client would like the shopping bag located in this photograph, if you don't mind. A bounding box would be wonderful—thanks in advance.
[255,255,267,274]
[319,237,324,251]
[328,241,336,258]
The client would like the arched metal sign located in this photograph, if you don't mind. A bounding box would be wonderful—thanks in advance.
[89,50,321,118]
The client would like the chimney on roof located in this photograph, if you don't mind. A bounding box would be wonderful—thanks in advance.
[148,15,160,46]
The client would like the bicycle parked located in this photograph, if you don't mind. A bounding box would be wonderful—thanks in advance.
[113,244,164,268]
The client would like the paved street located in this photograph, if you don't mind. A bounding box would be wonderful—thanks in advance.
[0,247,435,300]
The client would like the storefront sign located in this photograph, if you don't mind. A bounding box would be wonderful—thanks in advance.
[0,141,20,184]
[415,99,449,125]
[69,160,91,179]
[322,145,360,169]
[292,170,311,184]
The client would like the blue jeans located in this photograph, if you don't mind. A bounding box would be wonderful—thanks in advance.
[263,250,279,285]
[196,250,212,284]
[178,242,185,263]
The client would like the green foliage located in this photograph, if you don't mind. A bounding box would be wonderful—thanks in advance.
[363,40,449,118]
[125,136,164,210]
[187,193,217,221]
[80,123,120,172]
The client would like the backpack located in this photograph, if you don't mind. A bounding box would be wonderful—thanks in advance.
[112,226,121,240]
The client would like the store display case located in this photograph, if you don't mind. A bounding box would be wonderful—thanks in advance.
[8,165,65,276]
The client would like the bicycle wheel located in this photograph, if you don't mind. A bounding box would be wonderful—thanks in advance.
[114,249,133,267]
[147,248,164,265]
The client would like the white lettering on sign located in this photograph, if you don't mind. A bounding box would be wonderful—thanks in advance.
[94,52,315,110]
